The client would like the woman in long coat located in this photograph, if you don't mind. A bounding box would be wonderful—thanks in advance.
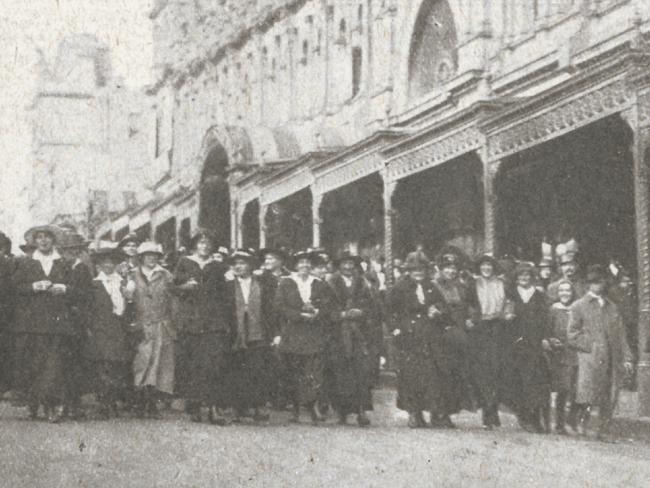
[124,241,176,418]
[567,265,633,440]
[173,230,230,424]
[274,250,333,423]
[224,249,277,422]
[327,253,376,426]
[466,254,511,429]
[84,247,131,418]
[387,251,456,429]
[502,262,552,433]
[12,225,73,423]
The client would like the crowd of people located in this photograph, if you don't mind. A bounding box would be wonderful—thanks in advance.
[0,225,642,442]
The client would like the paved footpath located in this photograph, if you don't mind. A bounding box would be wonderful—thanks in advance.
[1,390,649,488]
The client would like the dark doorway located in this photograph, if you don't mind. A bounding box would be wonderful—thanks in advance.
[134,222,152,242]
[155,217,177,255]
[321,173,384,257]
[242,200,261,250]
[393,153,484,260]
[264,188,313,252]
[179,217,191,250]
[496,116,636,269]
[199,144,231,248]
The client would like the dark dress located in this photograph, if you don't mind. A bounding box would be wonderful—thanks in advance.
[387,277,455,415]
[501,288,552,418]
[548,303,578,394]
[67,261,94,404]
[173,257,230,407]
[274,275,333,407]
[12,256,74,406]
[327,274,377,415]
[224,273,277,411]
[84,277,131,400]
[0,255,14,392]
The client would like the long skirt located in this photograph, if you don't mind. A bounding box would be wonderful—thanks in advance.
[88,360,130,400]
[468,320,503,410]
[13,333,73,405]
[395,336,446,413]
[176,332,230,406]
[327,341,374,415]
[228,344,274,410]
[133,321,175,395]
[282,353,323,407]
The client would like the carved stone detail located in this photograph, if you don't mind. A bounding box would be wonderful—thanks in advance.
[487,79,631,160]
[385,126,483,182]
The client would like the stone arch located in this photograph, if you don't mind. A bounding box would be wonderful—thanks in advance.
[394,0,464,112]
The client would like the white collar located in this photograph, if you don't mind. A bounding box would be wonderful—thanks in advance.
[141,265,165,277]
[552,301,572,311]
[33,249,61,261]
[187,254,214,268]
[290,273,316,286]
[95,271,122,282]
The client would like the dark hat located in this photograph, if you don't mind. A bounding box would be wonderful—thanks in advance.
[404,251,430,271]
[475,254,499,273]
[438,254,459,269]
[189,229,216,250]
[559,253,577,265]
[291,249,318,267]
[436,244,467,269]
[19,242,36,253]
[334,251,363,268]
[229,248,258,266]
[24,224,64,245]
[260,247,288,262]
[514,261,537,278]
[586,264,607,284]
[58,232,91,250]
[118,233,140,248]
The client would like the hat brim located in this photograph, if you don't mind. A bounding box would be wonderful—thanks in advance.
[92,249,124,263]
[335,256,363,268]
[475,255,500,274]
[24,225,64,245]
[260,248,287,261]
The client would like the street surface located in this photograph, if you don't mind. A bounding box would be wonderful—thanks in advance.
[0,390,649,488]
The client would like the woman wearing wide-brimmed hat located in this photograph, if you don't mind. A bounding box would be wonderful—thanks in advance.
[173,229,230,424]
[387,250,457,428]
[84,245,131,419]
[12,224,73,422]
[223,248,277,422]
[500,261,552,434]
[466,254,513,430]
[274,250,334,423]
[124,241,177,418]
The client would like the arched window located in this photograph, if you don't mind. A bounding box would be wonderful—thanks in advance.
[408,0,458,100]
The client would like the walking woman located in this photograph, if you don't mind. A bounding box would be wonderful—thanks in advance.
[274,250,333,423]
[12,225,73,423]
[124,242,176,418]
[547,279,578,434]
[466,254,511,430]
[503,262,552,433]
[387,251,455,429]
[85,246,131,419]
[173,230,230,424]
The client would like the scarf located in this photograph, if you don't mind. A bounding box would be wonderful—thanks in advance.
[187,254,214,269]
[95,272,126,316]
[33,249,61,276]
[476,276,505,320]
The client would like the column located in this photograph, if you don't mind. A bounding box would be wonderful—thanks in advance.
[382,175,397,285]
[482,154,501,256]
[623,106,650,417]
[259,203,268,248]
[230,200,239,249]
[312,191,323,248]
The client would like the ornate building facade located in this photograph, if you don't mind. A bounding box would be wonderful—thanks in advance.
[95,0,650,415]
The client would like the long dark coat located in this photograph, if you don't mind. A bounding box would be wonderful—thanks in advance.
[67,261,94,399]
[568,294,632,406]
[0,255,14,392]
[327,273,376,414]
[274,275,333,406]
[387,277,456,414]
[548,303,578,393]
[501,288,551,415]
[173,257,230,404]
[11,256,74,404]
[223,273,277,410]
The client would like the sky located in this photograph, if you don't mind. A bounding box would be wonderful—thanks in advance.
[0,0,155,244]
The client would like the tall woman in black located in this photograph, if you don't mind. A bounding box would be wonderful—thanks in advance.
[173,230,230,424]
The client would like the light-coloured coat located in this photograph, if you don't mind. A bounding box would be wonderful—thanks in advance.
[567,293,632,405]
